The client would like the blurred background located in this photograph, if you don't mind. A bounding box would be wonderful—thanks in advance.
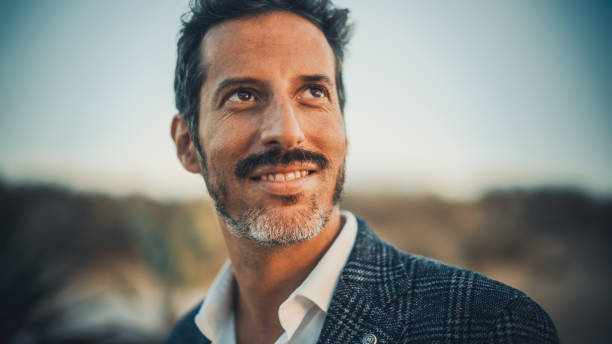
[1,0,611,343]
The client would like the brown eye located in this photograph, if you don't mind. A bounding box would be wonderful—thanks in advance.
[237,90,252,101]
[309,86,324,98]
[301,85,327,99]
[228,89,255,102]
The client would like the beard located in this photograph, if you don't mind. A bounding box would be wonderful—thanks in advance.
[217,194,332,246]
[199,147,345,246]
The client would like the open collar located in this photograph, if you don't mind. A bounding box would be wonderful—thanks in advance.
[189,217,411,344]
[294,210,358,313]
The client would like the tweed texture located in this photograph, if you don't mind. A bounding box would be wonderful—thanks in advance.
[165,217,559,344]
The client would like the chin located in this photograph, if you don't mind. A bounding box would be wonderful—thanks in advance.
[222,196,333,246]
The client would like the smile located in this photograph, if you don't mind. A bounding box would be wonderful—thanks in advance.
[248,165,318,196]
[258,170,311,181]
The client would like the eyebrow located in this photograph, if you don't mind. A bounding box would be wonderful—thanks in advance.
[298,74,334,87]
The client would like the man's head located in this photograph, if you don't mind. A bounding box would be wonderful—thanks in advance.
[171,0,352,246]
[174,0,351,144]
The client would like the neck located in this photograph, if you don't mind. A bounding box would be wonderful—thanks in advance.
[219,206,344,344]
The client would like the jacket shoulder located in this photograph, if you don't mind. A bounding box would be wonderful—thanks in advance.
[395,249,559,342]
[350,217,558,342]
[163,302,209,344]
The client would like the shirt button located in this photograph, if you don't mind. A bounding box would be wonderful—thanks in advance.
[362,333,377,344]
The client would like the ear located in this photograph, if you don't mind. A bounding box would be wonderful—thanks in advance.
[171,114,202,174]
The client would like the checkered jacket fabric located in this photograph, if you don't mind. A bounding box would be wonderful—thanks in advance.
[165,217,559,343]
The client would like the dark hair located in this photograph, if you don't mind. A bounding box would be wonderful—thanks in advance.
[174,0,352,153]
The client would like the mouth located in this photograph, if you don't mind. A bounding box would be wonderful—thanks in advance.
[251,169,315,182]
[248,165,318,196]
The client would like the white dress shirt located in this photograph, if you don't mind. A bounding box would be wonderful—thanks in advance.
[194,210,358,344]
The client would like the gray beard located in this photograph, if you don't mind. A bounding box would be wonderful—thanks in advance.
[216,194,332,246]
[197,149,343,247]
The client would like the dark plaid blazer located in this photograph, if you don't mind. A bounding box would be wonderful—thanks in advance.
[165,217,559,343]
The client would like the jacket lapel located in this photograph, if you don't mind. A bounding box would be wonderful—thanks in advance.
[316,218,413,344]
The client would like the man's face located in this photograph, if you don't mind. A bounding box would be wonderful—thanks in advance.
[195,11,348,245]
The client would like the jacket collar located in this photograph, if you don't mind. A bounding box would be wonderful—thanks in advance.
[315,217,412,344]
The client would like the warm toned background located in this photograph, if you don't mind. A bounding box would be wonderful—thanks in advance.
[1,1,611,343]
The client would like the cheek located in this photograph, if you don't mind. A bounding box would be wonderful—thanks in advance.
[309,118,347,163]
[201,121,256,173]
[205,140,239,176]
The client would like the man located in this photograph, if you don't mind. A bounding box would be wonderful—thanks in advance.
[166,0,559,343]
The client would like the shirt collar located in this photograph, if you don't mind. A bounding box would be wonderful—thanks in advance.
[277,210,358,339]
[194,210,358,341]
[292,210,358,312]
[194,260,235,341]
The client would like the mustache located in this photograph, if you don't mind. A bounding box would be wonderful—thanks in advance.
[234,147,329,179]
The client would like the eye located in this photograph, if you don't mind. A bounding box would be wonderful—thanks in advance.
[227,88,256,102]
[301,85,328,99]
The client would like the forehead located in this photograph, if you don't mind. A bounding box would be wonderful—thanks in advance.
[200,11,336,86]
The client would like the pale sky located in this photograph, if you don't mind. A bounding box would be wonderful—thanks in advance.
[1,1,611,200]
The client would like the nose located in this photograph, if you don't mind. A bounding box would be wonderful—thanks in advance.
[260,98,305,149]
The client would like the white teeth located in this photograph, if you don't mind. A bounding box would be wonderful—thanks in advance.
[260,170,310,181]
